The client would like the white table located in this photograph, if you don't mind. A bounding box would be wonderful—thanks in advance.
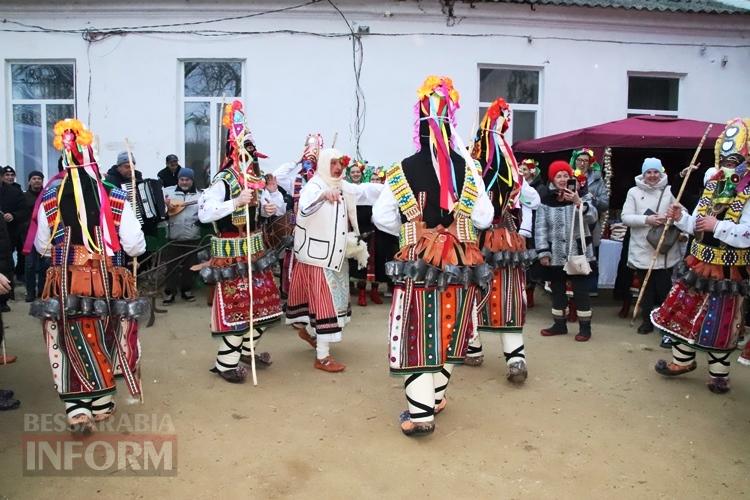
[597,239,623,289]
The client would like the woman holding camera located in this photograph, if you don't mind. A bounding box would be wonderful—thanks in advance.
[621,158,682,338]
[535,161,598,341]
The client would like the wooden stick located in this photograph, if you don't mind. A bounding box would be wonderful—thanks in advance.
[631,124,713,325]
[331,132,338,149]
[238,137,258,386]
[124,138,144,404]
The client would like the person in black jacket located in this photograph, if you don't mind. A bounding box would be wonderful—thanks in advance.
[0,166,24,308]
[157,154,181,188]
[0,215,20,410]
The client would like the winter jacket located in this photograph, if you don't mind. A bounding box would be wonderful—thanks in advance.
[0,182,24,237]
[621,174,683,270]
[105,165,143,188]
[157,166,181,188]
[583,170,609,247]
[535,186,598,267]
[163,185,201,241]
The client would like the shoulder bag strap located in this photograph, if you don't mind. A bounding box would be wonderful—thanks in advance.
[655,187,667,213]
[567,204,578,257]
[578,203,588,256]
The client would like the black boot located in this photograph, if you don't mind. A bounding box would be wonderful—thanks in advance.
[637,319,654,334]
[575,321,591,342]
[540,318,567,336]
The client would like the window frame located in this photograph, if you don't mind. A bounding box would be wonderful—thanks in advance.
[477,64,543,144]
[626,72,683,118]
[179,59,245,188]
[7,59,77,179]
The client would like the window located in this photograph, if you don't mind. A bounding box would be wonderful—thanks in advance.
[182,60,243,189]
[627,74,680,117]
[9,62,76,181]
[478,67,541,144]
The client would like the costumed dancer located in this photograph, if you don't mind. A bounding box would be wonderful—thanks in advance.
[28,119,147,435]
[285,150,380,372]
[347,161,386,306]
[462,99,540,383]
[372,76,493,436]
[197,101,282,383]
[274,134,324,301]
[652,118,750,394]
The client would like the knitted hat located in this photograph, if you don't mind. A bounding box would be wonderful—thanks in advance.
[2,166,15,174]
[27,170,44,180]
[178,167,193,180]
[117,151,134,166]
[641,157,664,174]
[548,160,574,181]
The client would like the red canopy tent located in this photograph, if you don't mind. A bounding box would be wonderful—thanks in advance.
[512,115,727,213]
[513,115,723,153]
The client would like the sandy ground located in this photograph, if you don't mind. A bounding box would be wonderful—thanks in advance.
[0,289,749,499]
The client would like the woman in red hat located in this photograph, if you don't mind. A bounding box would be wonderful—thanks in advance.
[535,160,598,341]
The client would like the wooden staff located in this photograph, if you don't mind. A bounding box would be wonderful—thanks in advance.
[124,138,144,403]
[331,132,338,149]
[124,138,138,287]
[237,136,258,386]
[631,124,713,325]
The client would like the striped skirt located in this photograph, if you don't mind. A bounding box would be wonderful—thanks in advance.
[651,280,743,352]
[388,283,478,375]
[45,317,120,401]
[285,261,351,342]
[478,267,526,333]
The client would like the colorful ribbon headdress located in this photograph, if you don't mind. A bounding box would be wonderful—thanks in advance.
[570,148,601,175]
[414,75,461,211]
[52,119,121,254]
[472,97,520,210]
[220,100,266,189]
[300,133,324,181]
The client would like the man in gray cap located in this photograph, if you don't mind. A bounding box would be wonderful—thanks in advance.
[106,151,142,188]
[158,154,181,188]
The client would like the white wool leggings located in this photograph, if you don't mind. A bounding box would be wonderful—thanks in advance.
[216,328,265,372]
[466,332,526,365]
[671,344,731,378]
[403,365,455,423]
[65,395,114,420]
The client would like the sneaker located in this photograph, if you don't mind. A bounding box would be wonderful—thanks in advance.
[162,293,175,305]
[181,291,196,302]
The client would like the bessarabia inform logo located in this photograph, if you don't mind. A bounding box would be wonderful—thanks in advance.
[22,412,177,476]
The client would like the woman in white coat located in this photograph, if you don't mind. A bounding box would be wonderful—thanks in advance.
[621,158,683,335]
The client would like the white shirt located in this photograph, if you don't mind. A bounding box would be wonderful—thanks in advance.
[519,179,541,238]
[198,180,236,224]
[675,201,750,249]
[34,198,146,257]
[273,161,300,195]
[259,189,287,218]
[372,178,494,237]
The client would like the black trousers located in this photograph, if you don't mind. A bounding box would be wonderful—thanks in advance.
[546,266,591,313]
[635,268,673,323]
[164,239,199,294]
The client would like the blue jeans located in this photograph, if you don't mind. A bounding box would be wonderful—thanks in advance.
[24,250,49,300]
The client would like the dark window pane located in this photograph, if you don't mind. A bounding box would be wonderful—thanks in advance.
[628,77,679,111]
[185,102,211,189]
[13,104,43,181]
[512,110,536,143]
[480,68,538,104]
[184,61,242,98]
[46,104,75,175]
[11,64,75,100]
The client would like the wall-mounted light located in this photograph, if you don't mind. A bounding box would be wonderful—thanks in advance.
[721,55,728,67]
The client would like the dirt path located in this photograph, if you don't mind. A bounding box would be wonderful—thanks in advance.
[1,292,748,499]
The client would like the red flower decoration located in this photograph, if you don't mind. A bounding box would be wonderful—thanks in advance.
[339,155,351,168]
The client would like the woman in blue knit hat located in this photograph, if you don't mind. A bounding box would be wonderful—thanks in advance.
[621,158,683,342]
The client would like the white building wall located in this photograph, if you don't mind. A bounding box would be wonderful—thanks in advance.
[0,0,748,179]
